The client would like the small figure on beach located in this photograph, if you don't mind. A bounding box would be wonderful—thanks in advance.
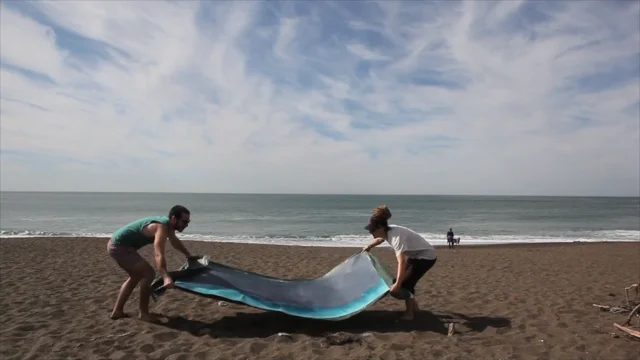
[362,205,437,321]
[107,205,195,323]
[447,228,455,249]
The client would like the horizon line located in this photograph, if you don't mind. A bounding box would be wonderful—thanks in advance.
[1,190,638,198]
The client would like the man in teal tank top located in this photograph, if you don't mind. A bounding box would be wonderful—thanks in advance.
[107,205,195,322]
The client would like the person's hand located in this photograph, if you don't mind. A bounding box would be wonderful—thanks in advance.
[390,282,401,294]
[362,245,372,252]
[163,276,175,289]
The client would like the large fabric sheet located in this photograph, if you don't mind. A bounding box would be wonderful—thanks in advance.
[150,251,409,321]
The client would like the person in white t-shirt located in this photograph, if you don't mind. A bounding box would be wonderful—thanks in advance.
[363,205,437,320]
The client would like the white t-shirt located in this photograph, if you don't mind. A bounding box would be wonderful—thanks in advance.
[385,224,437,260]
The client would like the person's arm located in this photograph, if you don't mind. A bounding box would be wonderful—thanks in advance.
[153,225,170,279]
[363,237,385,251]
[168,232,191,258]
[394,251,408,286]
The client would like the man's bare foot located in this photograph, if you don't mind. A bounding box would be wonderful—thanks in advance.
[109,311,130,320]
[138,313,161,323]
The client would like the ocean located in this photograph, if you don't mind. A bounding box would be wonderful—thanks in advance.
[1,192,638,247]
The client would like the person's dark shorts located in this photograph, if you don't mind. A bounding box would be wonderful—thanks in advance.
[395,257,437,295]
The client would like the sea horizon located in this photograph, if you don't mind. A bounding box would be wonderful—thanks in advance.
[1,192,638,247]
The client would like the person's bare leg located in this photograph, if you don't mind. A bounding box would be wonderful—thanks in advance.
[110,276,141,319]
[137,263,160,323]
[401,298,417,320]
[399,264,416,320]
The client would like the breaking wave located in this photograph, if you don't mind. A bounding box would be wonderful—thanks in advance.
[1,229,638,247]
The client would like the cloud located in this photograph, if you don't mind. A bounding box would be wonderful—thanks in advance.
[1,0,638,196]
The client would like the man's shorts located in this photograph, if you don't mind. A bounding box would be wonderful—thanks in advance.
[107,239,145,272]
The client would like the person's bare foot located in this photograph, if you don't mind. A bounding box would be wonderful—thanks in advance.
[109,311,130,320]
[138,313,161,323]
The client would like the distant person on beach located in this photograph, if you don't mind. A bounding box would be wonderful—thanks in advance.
[362,205,437,321]
[447,228,454,248]
[107,205,195,322]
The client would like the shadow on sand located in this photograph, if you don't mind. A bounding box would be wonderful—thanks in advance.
[154,309,512,339]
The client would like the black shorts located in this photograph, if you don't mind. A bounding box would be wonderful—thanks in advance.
[394,257,437,295]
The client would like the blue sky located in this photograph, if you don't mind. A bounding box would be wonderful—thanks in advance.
[1,0,638,196]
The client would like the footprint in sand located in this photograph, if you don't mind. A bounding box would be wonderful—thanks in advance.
[192,351,210,360]
[44,310,66,321]
[432,349,444,357]
[152,331,179,342]
[163,353,190,360]
[106,350,129,360]
[11,324,38,333]
[1,348,19,358]
[245,341,268,355]
[379,350,398,360]
[139,343,155,354]
[388,343,408,351]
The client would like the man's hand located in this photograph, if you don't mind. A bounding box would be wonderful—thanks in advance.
[362,244,373,252]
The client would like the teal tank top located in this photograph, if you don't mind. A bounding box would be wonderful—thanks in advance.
[111,216,171,249]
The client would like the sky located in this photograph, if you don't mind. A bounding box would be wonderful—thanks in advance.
[1,1,639,196]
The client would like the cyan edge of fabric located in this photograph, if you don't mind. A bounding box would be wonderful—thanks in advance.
[151,251,412,318]
[366,252,413,300]
[174,277,390,320]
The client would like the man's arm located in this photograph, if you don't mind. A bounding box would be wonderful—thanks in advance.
[364,237,385,251]
[153,225,170,279]
[168,232,191,258]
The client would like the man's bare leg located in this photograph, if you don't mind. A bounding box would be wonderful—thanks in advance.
[110,276,141,319]
[137,264,160,323]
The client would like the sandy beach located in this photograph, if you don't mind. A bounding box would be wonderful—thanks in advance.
[1,237,638,360]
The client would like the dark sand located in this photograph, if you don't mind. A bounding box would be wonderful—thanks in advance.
[1,238,639,360]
